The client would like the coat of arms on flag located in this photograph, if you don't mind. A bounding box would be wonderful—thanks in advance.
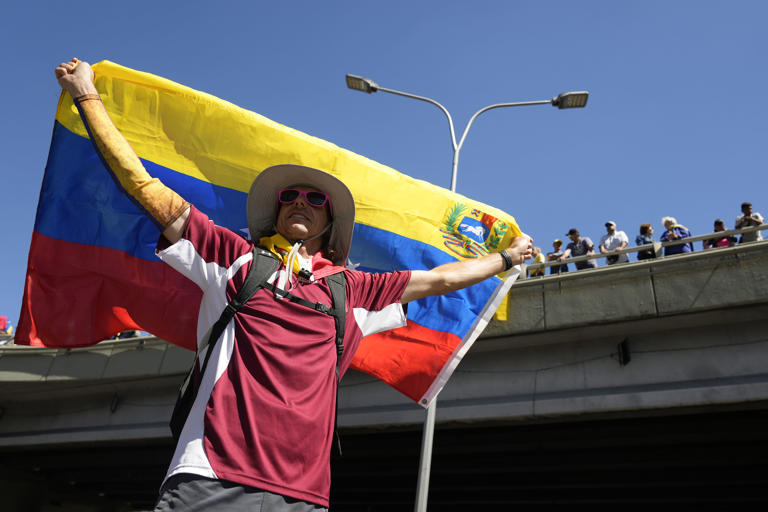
[441,203,509,258]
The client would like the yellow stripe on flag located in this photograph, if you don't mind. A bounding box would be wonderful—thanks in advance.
[56,61,521,262]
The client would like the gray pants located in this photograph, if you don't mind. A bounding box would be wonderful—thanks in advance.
[154,473,328,512]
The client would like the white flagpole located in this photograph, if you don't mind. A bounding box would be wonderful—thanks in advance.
[414,399,436,512]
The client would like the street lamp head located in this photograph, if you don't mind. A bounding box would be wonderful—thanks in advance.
[552,91,589,109]
[346,74,379,94]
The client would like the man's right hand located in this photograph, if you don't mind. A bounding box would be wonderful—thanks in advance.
[52,57,191,242]
[55,58,98,98]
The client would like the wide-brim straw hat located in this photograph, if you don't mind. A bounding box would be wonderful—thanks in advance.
[246,164,355,266]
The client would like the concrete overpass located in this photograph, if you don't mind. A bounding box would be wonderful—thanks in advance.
[1,241,767,509]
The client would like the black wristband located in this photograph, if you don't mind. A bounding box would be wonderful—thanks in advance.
[499,250,514,271]
[74,93,102,104]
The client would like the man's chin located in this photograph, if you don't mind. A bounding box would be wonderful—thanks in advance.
[282,226,313,241]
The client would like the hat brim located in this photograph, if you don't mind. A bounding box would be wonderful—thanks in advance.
[247,164,355,266]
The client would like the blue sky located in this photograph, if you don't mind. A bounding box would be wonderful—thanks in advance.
[1,1,766,327]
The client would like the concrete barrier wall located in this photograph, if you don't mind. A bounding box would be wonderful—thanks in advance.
[486,242,768,338]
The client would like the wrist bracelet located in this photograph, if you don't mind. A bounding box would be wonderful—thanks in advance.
[499,250,514,271]
[74,93,101,104]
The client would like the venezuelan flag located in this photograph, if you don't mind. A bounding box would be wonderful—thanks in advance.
[18,61,522,405]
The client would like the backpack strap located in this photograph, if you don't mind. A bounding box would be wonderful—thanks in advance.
[324,272,347,366]
[262,282,334,313]
[322,271,346,456]
[169,247,278,442]
[197,248,279,372]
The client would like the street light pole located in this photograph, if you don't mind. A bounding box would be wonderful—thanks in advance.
[345,74,588,512]
[346,74,588,193]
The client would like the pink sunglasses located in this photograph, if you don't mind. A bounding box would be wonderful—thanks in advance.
[277,188,333,216]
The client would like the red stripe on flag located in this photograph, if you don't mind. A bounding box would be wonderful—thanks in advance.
[17,231,200,349]
[351,322,461,403]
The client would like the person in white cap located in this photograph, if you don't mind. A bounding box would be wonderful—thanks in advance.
[55,59,532,512]
[599,221,629,264]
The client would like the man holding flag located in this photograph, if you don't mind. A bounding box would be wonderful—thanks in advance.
[55,58,532,511]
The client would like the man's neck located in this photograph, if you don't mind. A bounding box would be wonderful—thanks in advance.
[296,238,324,259]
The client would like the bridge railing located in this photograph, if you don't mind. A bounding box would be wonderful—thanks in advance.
[521,223,768,279]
